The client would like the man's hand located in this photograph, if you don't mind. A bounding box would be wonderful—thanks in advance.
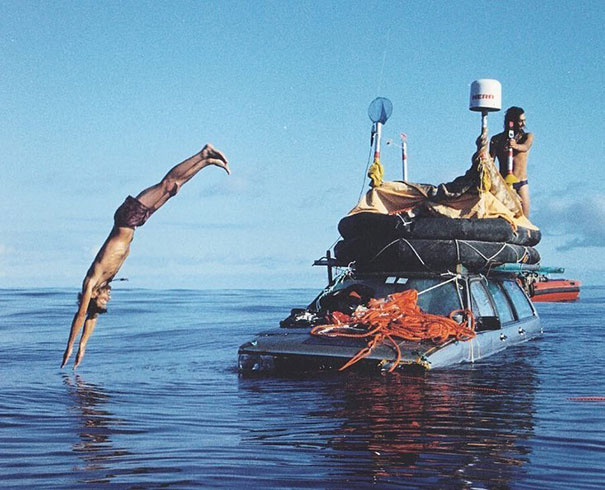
[200,144,230,175]
[74,348,86,369]
[61,345,73,368]
[476,134,488,149]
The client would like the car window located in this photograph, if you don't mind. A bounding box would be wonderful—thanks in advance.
[470,281,496,317]
[315,276,462,317]
[398,279,461,317]
[501,280,535,319]
[486,279,515,323]
[386,278,461,316]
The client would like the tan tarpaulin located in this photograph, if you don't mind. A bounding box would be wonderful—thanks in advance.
[349,135,539,231]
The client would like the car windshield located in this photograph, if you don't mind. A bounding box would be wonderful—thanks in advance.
[313,276,462,317]
[395,278,462,317]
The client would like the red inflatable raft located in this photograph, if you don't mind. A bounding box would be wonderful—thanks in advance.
[531,279,581,302]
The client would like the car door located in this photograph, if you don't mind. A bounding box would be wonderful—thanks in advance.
[486,278,516,326]
[468,278,500,331]
[500,279,537,320]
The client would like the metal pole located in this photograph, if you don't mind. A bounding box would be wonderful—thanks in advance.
[400,133,408,181]
[374,122,382,162]
[326,250,333,285]
[507,120,515,175]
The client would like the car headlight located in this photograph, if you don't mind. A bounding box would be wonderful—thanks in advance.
[238,353,275,373]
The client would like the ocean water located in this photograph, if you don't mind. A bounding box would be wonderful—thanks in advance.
[1,286,604,489]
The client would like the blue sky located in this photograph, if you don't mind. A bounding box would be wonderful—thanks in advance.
[1,0,603,290]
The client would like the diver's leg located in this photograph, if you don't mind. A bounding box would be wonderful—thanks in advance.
[136,144,229,212]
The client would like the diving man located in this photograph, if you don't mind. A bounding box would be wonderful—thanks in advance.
[61,144,230,369]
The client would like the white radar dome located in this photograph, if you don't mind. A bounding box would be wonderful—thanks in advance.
[469,79,502,112]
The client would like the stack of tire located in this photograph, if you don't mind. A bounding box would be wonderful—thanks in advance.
[334,212,541,272]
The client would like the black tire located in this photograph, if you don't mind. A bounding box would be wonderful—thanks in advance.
[338,213,541,246]
[334,237,540,272]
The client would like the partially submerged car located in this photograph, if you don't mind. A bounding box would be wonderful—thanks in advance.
[238,268,541,375]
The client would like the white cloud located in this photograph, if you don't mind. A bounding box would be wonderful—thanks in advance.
[533,192,605,250]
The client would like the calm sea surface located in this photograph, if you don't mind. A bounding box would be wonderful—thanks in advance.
[1,286,604,488]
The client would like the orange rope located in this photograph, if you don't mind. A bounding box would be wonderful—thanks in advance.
[310,289,476,372]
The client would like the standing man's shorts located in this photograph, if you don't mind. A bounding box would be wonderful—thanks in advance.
[512,179,529,192]
[114,196,152,228]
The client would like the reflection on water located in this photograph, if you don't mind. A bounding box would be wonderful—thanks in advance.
[336,368,534,486]
[62,375,128,483]
[239,348,538,487]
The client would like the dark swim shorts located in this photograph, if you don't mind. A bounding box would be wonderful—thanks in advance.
[114,196,152,228]
[513,179,529,191]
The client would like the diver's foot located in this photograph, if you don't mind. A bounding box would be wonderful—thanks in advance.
[200,144,230,175]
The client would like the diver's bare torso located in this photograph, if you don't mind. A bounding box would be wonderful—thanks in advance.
[86,226,135,291]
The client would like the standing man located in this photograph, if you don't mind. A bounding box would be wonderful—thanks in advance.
[62,144,230,369]
[490,107,534,216]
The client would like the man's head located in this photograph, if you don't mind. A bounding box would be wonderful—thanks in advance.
[78,285,111,317]
[505,107,526,133]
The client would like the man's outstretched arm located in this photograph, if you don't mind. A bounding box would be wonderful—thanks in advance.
[74,316,99,369]
[62,282,93,367]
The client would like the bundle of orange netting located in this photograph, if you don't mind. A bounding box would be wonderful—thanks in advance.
[310,289,476,372]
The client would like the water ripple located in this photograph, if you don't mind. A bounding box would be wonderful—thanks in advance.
[0,287,604,487]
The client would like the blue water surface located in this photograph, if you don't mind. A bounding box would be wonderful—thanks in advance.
[0,286,604,488]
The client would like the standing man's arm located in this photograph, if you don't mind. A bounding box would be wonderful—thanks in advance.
[510,132,534,152]
[489,134,499,159]
[62,280,94,367]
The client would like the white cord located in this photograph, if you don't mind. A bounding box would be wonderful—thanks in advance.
[417,274,461,296]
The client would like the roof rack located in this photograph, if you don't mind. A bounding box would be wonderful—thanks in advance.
[312,250,485,284]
